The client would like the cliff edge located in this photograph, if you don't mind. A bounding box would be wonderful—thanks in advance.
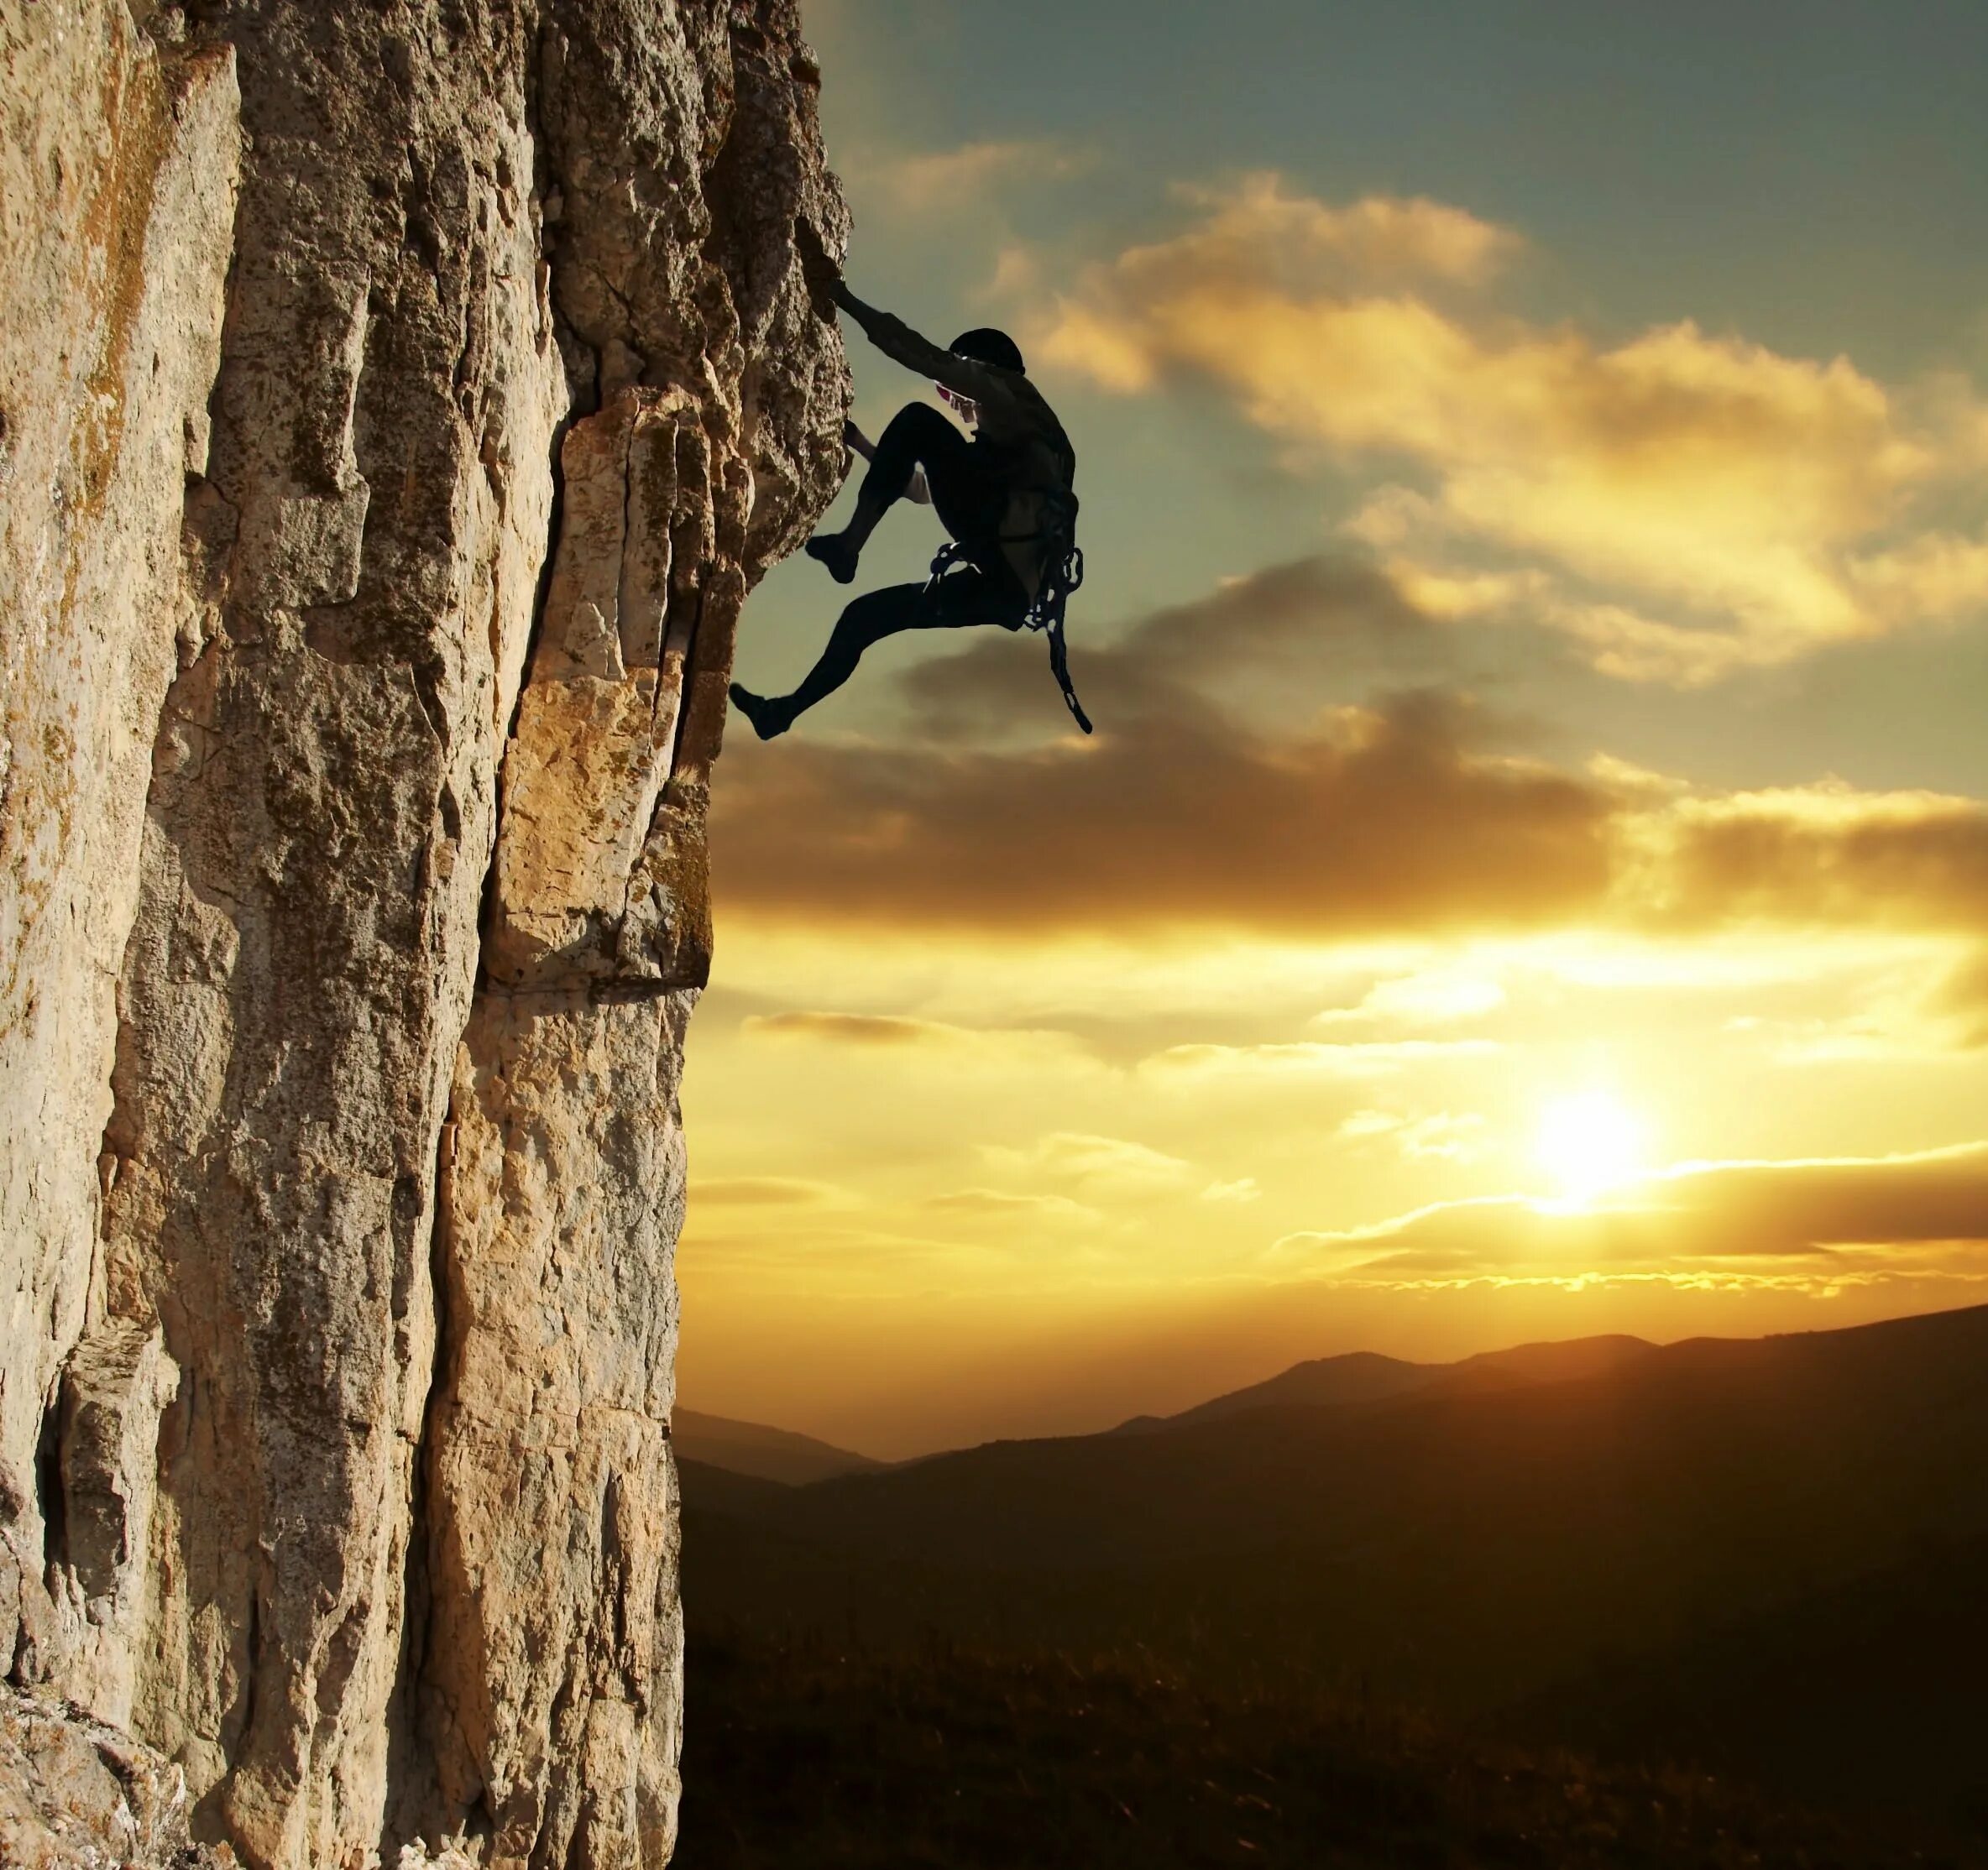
[0,3,848,1863]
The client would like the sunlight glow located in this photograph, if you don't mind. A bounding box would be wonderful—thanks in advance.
[1536,1089,1651,1204]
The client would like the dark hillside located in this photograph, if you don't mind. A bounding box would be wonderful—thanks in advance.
[1525,1535,1988,1828]
[674,1630,1983,1869]
[681,1303,1988,1835]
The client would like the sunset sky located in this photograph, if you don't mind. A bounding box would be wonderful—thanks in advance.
[679,0,1988,1458]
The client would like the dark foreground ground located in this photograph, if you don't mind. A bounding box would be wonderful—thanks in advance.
[673,1629,1984,1870]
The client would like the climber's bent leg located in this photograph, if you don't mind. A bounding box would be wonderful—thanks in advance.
[863,404,997,544]
[730,567,1024,739]
[790,582,932,712]
[730,583,921,738]
[807,404,985,582]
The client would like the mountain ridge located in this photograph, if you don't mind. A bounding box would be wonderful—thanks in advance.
[673,1408,885,1486]
[1112,1329,1661,1436]
[679,1300,1988,1832]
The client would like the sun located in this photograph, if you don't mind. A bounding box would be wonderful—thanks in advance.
[1535,1089,1650,1204]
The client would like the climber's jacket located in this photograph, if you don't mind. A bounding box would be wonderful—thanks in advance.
[836,295,1077,603]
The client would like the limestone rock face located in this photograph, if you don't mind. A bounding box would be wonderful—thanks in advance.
[1,1683,231,1869]
[0,0,241,1712]
[0,3,849,1865]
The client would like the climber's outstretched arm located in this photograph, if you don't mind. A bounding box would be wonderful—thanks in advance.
[837,285,1010,405]
[799,218,1015,410]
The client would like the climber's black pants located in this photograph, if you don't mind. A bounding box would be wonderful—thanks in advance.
[857,401,1008,553]
[784,569,1025,716]
[785,403,1028,718]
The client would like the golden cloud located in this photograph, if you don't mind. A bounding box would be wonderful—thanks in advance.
[1936,951,1988,1047]
[1030,175,1988,679]
[1313,969,1506,1027]
[1337,1109,1489,1162]
[692,1176,845,1208]
[1119,173,1523,295]
[853,138,1091,217]
[892,549,1441,737]
[922,1188,1101,1225]
[741,1010,1091,1066]
[745,1011,954,1047]
[1141,1039,1499,1082]
[717,577,1614,937]
[980,1131,1193,1196]
[714,558,1988,943]
[1276,1144,1988,1282]
[1640,783,1988,929]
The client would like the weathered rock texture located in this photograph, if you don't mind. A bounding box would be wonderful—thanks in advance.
[0,3,848,1864]
[1,1682,231,1868]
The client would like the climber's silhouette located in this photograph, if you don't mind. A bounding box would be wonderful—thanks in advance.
[730,222,1090,739]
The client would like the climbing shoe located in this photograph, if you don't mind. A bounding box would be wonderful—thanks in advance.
[804,530,860,584]
[729,682,793,741]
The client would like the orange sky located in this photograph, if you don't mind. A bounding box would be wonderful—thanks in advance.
[677,4,1988,1460]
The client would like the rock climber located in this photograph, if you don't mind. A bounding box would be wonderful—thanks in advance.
[728,221,1090,739]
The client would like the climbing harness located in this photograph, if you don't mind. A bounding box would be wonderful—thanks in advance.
[921,485,1092,734]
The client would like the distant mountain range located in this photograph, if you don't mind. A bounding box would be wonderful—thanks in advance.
[1110,1331,1659,1434]
[677,1303,1988,1834]
[672,1408,882,1486]
[679,1332,1666,1480]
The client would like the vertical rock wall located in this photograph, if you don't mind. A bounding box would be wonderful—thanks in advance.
[0,3,849,1865]
[0,0,240,1716]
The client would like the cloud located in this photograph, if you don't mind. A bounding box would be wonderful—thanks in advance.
[1100,173,1522,296]
[1934,950,1988,1047]
[1143,1039,1499,1082]
[1036,176,1516,400]
[1638,782,1988,931]
[982,1132,1193,1197]
[692,1176,845,1207]
[741,1010,1092,1064]
[851,138,1091,217]
[893,549,1441,735]
[1313,968,1507,1028]
[745,1011,945,1046]
[1541,597,1797,688]
[1337,1109,1488,1162]
[715,558,1988,947]
[1201,1177,1263,1204]
[717,570,1617,938]
[1275,1144,1988,1282]
[923,1188,1101,1225]
[1030,173,1988,680]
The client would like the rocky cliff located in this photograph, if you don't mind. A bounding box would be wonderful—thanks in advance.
[0,3,848,1863]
